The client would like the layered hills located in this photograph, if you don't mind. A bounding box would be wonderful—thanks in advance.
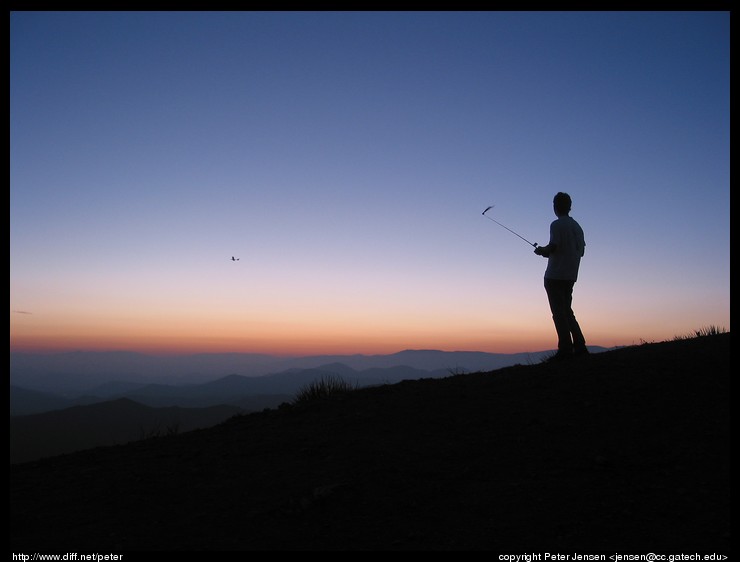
[10,333,729,552]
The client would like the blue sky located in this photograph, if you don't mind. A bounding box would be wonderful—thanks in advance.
[10,11,730,355]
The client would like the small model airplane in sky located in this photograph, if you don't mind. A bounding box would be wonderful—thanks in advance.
[231,256,240,261]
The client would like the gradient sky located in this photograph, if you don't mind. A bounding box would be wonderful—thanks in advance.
[10,11,730,356]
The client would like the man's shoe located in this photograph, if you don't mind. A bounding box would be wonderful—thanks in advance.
[545,351,573,363]
[574,347,590,358]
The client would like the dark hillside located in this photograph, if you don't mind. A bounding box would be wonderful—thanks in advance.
[9,398,244,464]
[10,333,729,552]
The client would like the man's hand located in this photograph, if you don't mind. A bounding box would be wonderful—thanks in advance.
[534,246,549,257]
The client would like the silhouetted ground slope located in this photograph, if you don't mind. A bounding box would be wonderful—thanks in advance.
[10,334,729,552]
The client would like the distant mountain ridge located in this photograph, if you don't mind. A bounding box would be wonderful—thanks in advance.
[10,346,611,394]
[10,363,451,415]
[9,385,100,416]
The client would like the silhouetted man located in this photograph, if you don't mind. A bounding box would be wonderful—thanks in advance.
[534,192,588,360]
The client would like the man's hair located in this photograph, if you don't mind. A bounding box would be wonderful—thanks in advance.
[553,192,572,214]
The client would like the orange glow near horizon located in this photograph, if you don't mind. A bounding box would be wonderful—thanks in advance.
[9,311,714,356]
[9,278,730,357]
[8,309,566,356]
[9,326,556,356]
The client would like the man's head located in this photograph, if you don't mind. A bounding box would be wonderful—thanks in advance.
[553,192,572,216]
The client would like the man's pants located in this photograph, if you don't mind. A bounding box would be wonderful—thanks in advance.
[544,277,586,353]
